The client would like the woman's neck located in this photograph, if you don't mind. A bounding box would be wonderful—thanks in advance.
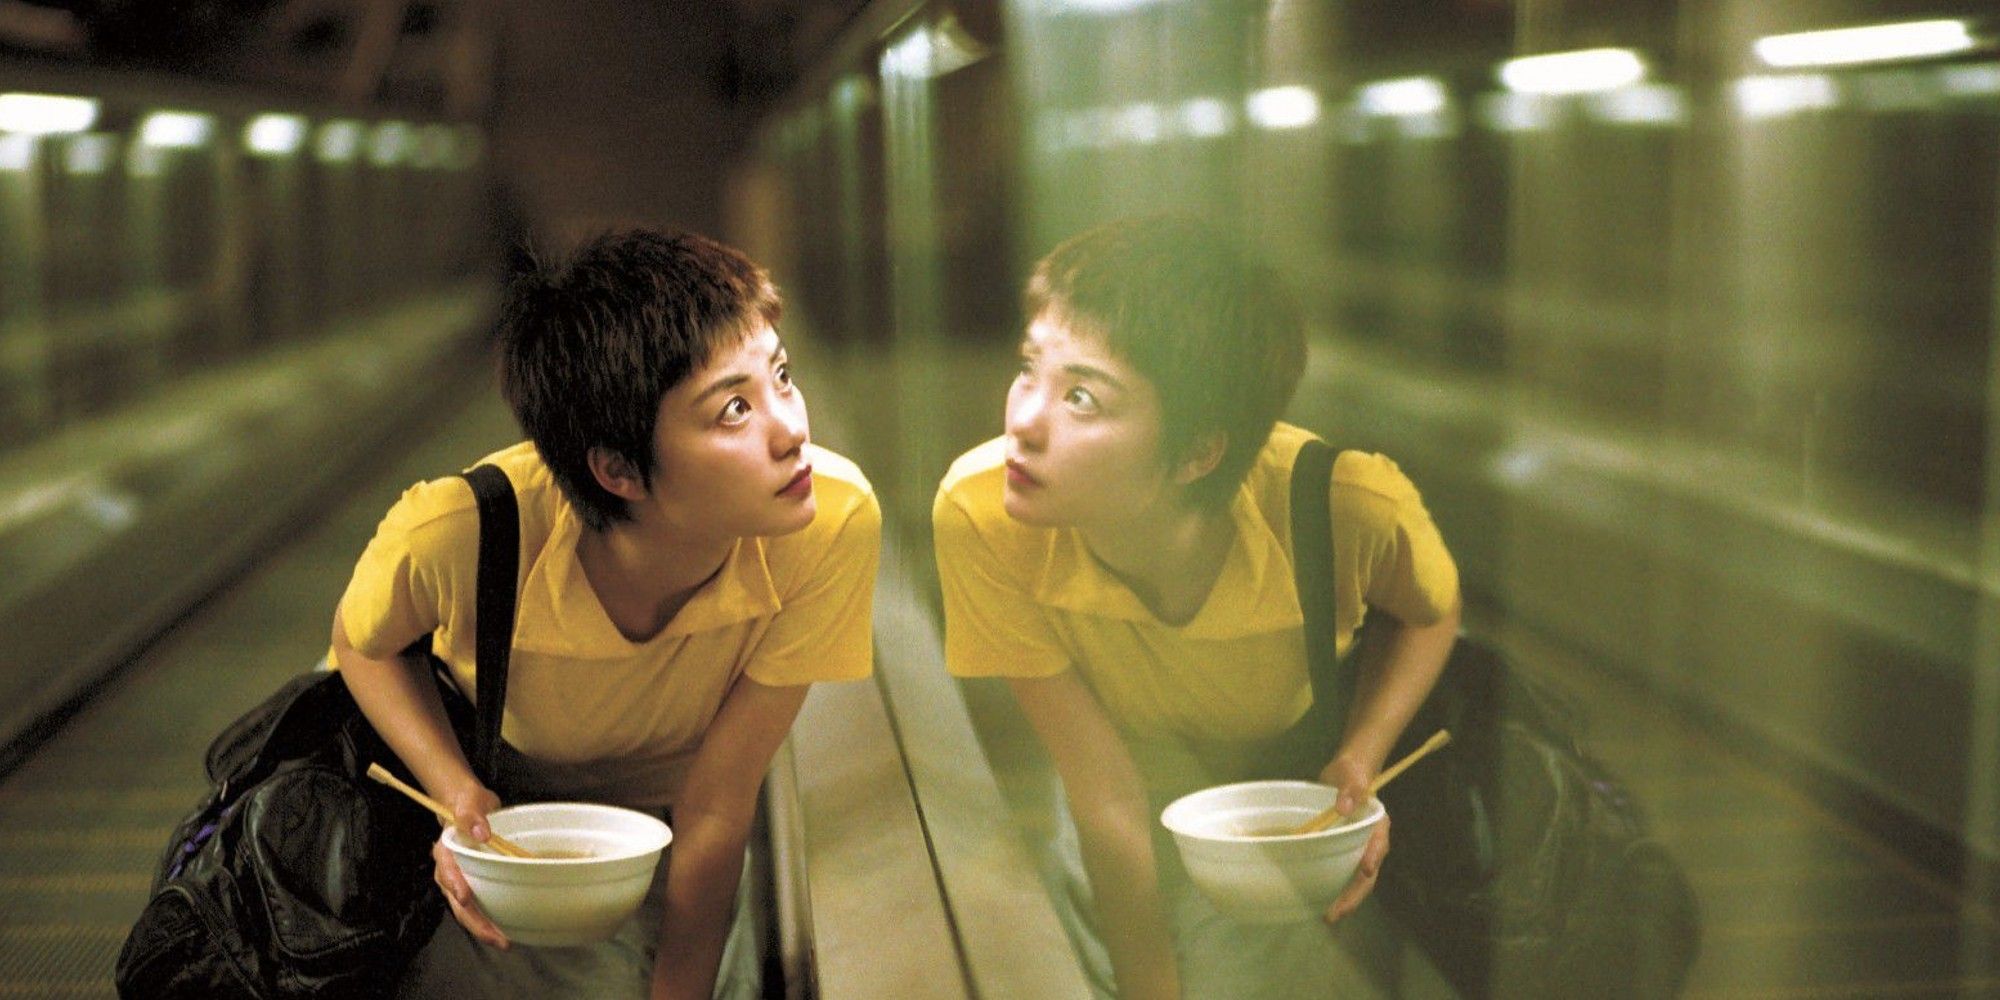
[1079,497,1236,627]
[576,516,734,643]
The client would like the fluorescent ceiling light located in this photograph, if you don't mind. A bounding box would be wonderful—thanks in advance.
[880,16,987,79]
[0,93,97,134]
[1246,86,1320,129]
[1733,74,1839,118]
[245,114,307,156]
[1500,48,1647,95]
[139,111,211,148]
[1355,77,1448,117]
[1755,19,1973,68]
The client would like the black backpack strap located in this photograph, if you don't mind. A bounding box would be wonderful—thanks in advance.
[1289,439,1342,727]
[457,463,519,783]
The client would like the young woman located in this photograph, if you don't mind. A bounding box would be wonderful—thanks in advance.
[331,231,879,999]
[933,217,1461,998]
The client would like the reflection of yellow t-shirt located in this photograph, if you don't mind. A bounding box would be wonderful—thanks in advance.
[338,440,879,809]
[934,422,1457,744]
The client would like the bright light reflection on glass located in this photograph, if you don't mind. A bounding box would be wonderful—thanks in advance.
[1112,102,1166,144]
[316,120,362,162]
[1177,97,1233,138]
[245,114,307,156]
[1355,77,1448,117]
[1044,0,1166,11]
[1755,19,1973,69]
[1398,112,1458,140]
[127,143,164,177]
[139,111,211,148]
[64,132,113,174]
[881,25,933,79]
[1940,63,2000,97]
[0,93,97,134]
[1849,69,1937,111]
[1478,92,1554,132]
[0,133,32,171]
[1247,86,1320,129]
[880,16,985,79]
[368,121,412,166]
[833,74,874,112]
[1500,48,1647,95]
[1064,107,1117,150]
[1733,74,1840,118]
[1588,83,1688,126]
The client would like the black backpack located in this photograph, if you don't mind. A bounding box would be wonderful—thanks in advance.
[1288,440,1700,999]
[115,464,520,999]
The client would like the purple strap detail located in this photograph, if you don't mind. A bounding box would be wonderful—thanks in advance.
[166,820,221,884]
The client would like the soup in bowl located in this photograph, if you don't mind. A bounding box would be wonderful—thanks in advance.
[442,802,672,946]
[1160,780,1386,924]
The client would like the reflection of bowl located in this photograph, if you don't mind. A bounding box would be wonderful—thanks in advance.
[442,802,672,946]
[1160,780,1386,924]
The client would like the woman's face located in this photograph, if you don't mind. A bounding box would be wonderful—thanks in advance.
[643,323,816,539]
[1002,315,1171,529]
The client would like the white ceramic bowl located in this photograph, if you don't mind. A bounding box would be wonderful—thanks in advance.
[442,802,673,946]
[1160,780,1386,924]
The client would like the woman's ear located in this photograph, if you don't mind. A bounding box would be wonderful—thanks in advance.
[1172,432,1227,487]
[586,446,650,502]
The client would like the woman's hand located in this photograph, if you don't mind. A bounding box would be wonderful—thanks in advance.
[432,782,508,948]
[1317,754,1391,924]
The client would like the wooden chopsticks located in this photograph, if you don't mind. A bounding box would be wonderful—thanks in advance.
[1290,729,1452,836]
[365,763,536,858]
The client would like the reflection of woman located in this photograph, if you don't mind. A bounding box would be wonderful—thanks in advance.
[332,231,880,999]
[932,217,1461,998]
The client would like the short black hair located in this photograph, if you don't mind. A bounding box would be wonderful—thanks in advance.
[498,230,782,530]
[1025,216,1305,510]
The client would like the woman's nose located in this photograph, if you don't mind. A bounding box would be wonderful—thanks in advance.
[1004,386,1045,449]
[771,396,809,457]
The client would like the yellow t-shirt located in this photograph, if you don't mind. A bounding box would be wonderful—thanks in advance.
[933,422,1457,744]
[337,440,879,809]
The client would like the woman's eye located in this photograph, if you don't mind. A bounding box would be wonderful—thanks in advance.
[776,361,793,387]
[719,397,751,425]
[1064,386,1099,412]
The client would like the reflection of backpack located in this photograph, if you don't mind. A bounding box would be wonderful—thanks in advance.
[115,464,520,999]
[1288,439,1700,999]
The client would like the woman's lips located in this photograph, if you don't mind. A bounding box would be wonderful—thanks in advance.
[1005,460,1040,488]
[778,466,813,498]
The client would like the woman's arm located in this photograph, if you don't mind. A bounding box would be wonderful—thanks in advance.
[1334,599,1461,781]
[1318,598,1461,921]
[651,675,810,1000]
[1010,671,1180,1000]
[331,607,507,945]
